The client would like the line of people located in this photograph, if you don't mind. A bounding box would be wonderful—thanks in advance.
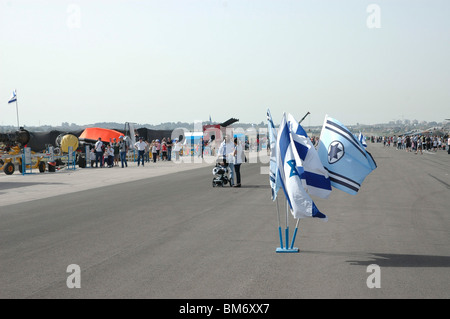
[379,135,450,155]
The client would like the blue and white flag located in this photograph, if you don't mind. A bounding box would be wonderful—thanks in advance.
[358,132,367,148]
[8,90,17,104]
[277,113,327,220]
[267,108,281,201]
[286,113,331,199]
[318,115,377,195]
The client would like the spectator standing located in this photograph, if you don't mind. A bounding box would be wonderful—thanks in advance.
[166,137,173,161]
[106,144,114,167]
[161,138,168,161]
[118,135,128,168]
[415,136,423,155]
[90,148,96,167]
[94,137,103,167]
[156,139,161,160]
[173,138,181,161]
[144,140,150,163]
[135,137,146,167]
[233,137,244,187]
[151,140,158,163]
[217,136,235,186]
[448,136,450,154]
[432,137,438,152]
[112,138,120,166]
[405,136,411,152]
[426,135,431,151]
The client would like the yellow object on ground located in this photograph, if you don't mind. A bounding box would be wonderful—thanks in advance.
[61,134,79,153]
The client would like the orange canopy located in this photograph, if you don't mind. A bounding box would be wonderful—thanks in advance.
[79,127,123,143]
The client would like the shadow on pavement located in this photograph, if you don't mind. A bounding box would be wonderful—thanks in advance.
[0,182,66,191]
[301,250,450,268]
[347,253,450,268]
[239,184,270,189]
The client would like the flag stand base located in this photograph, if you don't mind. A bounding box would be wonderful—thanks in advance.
[275,226,300,253]
[276,247,299,253]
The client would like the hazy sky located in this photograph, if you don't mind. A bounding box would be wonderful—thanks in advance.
[1,0,449,128]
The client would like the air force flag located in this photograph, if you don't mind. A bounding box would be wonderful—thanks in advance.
[318,115,377,195]
[277,113,327,220]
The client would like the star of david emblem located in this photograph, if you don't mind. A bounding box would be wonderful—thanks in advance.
[287,159,299,177]
[327,141,344,164]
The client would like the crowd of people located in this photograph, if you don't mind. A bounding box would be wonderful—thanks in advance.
[88,134,247,187]
[90,136,184,168]
[375,135,450,154]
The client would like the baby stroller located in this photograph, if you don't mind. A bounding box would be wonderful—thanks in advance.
[212,163,232,187]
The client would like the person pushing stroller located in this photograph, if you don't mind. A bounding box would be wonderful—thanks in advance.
[214,135,235,187]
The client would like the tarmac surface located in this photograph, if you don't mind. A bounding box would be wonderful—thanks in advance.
[0,144,449,299]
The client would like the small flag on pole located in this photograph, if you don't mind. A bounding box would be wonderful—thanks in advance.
[267,108,281,201]
[276,113,327,220]
[8,90,17,104]
[318,115,377,195]
[358,132,367,148]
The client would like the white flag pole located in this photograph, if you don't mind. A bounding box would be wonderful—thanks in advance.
[15,89,20,129]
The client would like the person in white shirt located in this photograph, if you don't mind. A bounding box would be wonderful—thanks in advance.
[106,144,114,167]
[447,137,450,154]
[90,148,96,167]
[217,135,236,186]
[134,137,147,167]
[151,140,158,163]
[173,139,182,161]
[94,137,103,167]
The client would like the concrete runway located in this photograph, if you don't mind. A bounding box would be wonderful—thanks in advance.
[0,144,449,299]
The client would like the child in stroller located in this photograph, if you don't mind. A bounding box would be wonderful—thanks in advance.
[212,162,232,187]
[212,135,235,187]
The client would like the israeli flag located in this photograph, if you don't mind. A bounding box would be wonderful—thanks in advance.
[286,113,331,199]
[358,132,367,148]
[8,90,17,104]
[277,113,327,220]
[318,115,377,195]
[267,109,281,201]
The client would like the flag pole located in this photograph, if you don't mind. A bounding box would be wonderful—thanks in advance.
[290,218,300,249]
[275,199,298,253]
[298,111,310,124]
[276,197,283,249]
[285,200,289,249]
[15,89,20,129]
